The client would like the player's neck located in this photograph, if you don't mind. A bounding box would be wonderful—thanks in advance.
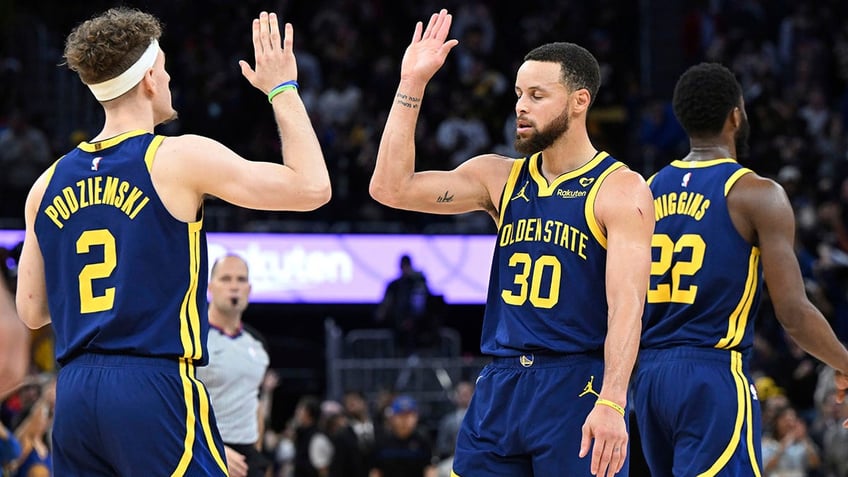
[683,140,736,162]
[92,101,156,141]
[539,131,597,178]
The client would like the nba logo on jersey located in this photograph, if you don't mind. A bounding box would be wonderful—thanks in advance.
[681,172,692,187]
[91,157,102,171]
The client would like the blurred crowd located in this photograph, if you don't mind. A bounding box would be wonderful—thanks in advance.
[4,0,848,475]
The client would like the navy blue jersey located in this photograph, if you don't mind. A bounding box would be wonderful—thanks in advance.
[481,151,624,356]
[641,158,762,352]
[34,130,208,365]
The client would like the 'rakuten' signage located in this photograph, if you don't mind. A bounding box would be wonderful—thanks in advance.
[0,231,495,304]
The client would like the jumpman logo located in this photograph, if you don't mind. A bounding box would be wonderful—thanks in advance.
[511,181,530,202]
[578,375,600,398]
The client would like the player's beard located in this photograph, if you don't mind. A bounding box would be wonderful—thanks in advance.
[514,109,570,156]
[735,114,750,159]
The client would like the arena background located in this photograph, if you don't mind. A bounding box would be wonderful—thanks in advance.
[3,1,848,475]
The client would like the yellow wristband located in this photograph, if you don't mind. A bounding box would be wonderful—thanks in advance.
[595,398,625,417]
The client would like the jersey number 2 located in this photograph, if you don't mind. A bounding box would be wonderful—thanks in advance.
[501,253,561,309]
[77,229,117,314]
[648,233,705,304]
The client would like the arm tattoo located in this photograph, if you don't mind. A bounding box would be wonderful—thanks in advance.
[395,92,421,109]
[436,190,454,203]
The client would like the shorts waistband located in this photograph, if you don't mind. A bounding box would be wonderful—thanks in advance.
[63,353,189,372]
[638,346,745,364]
[490,351,603,368]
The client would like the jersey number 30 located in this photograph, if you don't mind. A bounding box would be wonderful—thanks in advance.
[501,253,561,309]
[77,229,117,314]
[648,233,705,304]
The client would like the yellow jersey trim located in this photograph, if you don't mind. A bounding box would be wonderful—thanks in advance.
[724,168,752,197]
[144,135,166,172]
[671,158,738,169]
[77,129,149,152]
[43,159,61,184]
[696,351,746,476]
[171,359,197,476]
[189,362,229,474]
[715,248,760,349]
[585,162,626,250]
[177,221,204,360]
[529,151,610,197]
[646,172,657,186]
[450,471,461,477]
[498,158,527,230]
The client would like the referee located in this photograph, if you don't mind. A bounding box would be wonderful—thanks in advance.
[198,254,273,477]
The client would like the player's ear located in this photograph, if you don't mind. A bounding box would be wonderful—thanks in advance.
[572,88,591,114]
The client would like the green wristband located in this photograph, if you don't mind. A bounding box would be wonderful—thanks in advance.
[268,80,299,103]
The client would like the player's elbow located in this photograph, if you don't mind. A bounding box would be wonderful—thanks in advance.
[310,181,333,209]
[15,301,50,330]
[295,180,332,211]
[369,179,401,208]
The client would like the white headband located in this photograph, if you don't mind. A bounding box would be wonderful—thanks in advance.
[87,40,160,101]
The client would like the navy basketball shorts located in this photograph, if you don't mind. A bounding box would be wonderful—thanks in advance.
[632,347,762,477]
[452,353,629,477]
[52,354,229,476]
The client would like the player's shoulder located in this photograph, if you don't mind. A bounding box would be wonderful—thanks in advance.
[602,165,651,197]
[730,169,786,201]
[158,134,220,152]
[728,169,791,217]
[460,153,518,172]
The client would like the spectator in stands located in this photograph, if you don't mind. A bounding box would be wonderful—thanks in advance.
[197,254,273,477]
[375,255,431,356]
[434,381,473,461]
[433,381,473,477]
[322,400,366,477]
[293,396,333,477]
[0,110,52,220]
[762,404,822,476]
[343,390,376,465]
[370,395,433,477]
[820,391,848,477]
[8,377,54,477]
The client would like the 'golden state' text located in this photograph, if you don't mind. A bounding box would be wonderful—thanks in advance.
[499,218,589,259]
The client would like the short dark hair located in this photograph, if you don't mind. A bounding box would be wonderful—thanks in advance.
[672,63,742,138]
[524,42,601,107]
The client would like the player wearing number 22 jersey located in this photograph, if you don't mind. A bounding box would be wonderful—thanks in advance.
[633,159,764,476]
[32,131,227,475]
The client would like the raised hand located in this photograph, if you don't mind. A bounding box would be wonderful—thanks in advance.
[400,9,459,84]
[239,11,298,94]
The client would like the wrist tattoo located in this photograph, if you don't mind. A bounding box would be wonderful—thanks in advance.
[436,191,454,203]
[395,92,421,109]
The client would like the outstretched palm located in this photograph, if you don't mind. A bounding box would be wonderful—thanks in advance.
[400,9,459,83]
